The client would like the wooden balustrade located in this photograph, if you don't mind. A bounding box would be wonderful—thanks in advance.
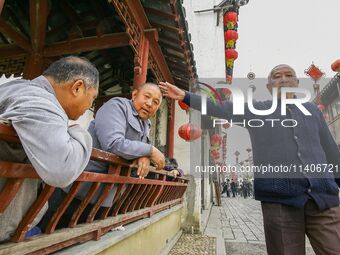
[0,123,188,254]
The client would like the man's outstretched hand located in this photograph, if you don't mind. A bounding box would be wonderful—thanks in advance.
[159,82,186,101]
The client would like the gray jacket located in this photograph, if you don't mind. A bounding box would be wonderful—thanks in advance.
[0,76,92,240]
[86,97,152,173]
[72,97,152,207]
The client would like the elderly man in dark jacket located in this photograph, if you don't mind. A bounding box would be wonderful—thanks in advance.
[160,64,340,255]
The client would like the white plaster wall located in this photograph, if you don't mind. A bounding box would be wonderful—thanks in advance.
[183,0,226,78]
[173,105,191,174]
[183,0,225,208]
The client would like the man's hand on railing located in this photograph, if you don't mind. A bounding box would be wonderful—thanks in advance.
[136,156,150,179]
[150,146,165,170]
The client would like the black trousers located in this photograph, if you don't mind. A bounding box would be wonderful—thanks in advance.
[38,188,106,231]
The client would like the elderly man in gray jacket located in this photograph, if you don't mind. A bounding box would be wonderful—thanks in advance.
[84,82,165,205]
[0,56,99,240]
[87,82,165,176]
[38,82,165,228]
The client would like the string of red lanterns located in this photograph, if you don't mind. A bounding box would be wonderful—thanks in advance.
[223,10,239,83]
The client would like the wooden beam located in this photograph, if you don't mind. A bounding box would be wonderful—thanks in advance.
[171,73,189,83]
[145,7,178,21]
[163,50,186,61]
[133,34,149,87]
[151,21,181,34]
[0,0,5,16]
[159,33,182,45]
[3,5,30,38]
[126,0,151,29]
[159,40,184,54]
[168,63,190,75]
[0,19,32,53]
[30,0,49,52]
[145,29,174,83]
[165,56,187,67]
[22,0,49,79]
[23,53,44,79]
[44,33,130,57]
[0,45,26,58]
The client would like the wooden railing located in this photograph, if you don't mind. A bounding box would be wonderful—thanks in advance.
[0,123,188,254]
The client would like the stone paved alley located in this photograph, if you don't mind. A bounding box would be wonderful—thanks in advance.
[171,197,317,255]
[205,197,316,255]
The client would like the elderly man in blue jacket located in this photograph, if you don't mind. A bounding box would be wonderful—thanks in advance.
[160,64,340,255]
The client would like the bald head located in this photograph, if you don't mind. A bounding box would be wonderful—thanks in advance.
[135,82,162,93]
[268,64,296,81]
[132,82,162,120]
[266,64,299,99]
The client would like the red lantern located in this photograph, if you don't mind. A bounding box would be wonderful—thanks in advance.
[178,100,189,111]
[224,30,238,48]
[225,49,238,60]
[178,123,202,141]
[223,123,230,129]
[225,49,238,69]
[210,149,220,159]
[222,87,231,96]
[210,134,222,147]
[305,64,324,82]
[223,11,238,29]
[317,104,325,112]
[331,59,340,72]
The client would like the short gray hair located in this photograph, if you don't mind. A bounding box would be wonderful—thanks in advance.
[135,82,161,93]
[268,64,296,81]
[43,56,99,88]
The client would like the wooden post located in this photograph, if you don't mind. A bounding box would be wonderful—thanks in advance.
[133,35,149,88]
[23,53,44,79]
[23,0,49,79]
[0,0,5,16]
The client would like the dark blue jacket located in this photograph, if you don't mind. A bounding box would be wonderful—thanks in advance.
[184,92,340,210]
